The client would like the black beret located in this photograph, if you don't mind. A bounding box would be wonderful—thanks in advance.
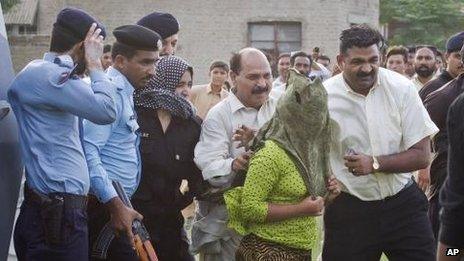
[113,25,162,51]
[54,7,106,41]
[446,32,464,53]
[136,12,179,39]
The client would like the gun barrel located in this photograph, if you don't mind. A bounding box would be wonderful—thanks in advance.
[112,181,133,208]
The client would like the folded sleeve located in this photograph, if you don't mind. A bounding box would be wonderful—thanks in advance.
[400,83,439,149]
[194,112,234,182]
[83,97,122,203]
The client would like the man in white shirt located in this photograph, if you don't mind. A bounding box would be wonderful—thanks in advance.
[411,46,438,91]
[322,25,438,261]
[191,48,277,260]
[271,51,313,100]
[272,53,290,90]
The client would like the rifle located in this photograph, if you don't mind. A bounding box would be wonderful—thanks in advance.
[91,181,158,261]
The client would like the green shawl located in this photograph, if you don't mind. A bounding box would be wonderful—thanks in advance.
[251,69,332,196]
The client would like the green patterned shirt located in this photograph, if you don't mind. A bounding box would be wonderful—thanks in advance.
[225,140,318,251]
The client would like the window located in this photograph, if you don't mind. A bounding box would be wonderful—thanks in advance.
[248,22,302,75]
[6,24,13,34]
[248,22,301,54]
[25,24,37,34]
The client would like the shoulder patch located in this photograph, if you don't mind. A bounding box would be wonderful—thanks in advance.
[57,71,71,85]
[50,63,79,87]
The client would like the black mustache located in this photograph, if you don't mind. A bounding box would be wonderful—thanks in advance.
[357,70,375,78]
[251,86,269,94]
[418,65,431,70]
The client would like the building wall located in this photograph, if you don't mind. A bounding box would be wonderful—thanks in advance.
[8,35,49,72]
[8,0,379,84]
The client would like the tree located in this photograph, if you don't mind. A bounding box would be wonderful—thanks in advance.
[1,0,19,13]
[380,0,464,48]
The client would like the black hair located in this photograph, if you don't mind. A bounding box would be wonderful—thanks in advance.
[111,42,138,60]
[317,55,330,62]
[339,24,384,54]
[278,53,291,61]
[461,44,464,63]
[103,44,112,53]
[386,45,409,63]
[209,60,229,72]
[290,51,312,66]
[230,52,241,74]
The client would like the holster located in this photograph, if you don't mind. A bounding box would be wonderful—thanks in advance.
[40,195,64,245]
[24,185,86,246]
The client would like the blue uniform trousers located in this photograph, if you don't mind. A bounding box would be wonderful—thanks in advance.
[14,199,88,261]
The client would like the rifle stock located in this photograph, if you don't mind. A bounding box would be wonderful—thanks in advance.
[91,181,158,261]
[112,181,159,261]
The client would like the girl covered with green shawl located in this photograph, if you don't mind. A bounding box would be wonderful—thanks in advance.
[224,69,340,260]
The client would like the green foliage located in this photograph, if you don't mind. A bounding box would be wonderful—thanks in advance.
[380,0,464,49]
[1,0,20,12]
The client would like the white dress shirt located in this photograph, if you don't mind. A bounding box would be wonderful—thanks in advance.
[191,93,277,258]
[309,61,332,82]
[324,68,438,201]
[411,74,427,91]
[194,92,277,182]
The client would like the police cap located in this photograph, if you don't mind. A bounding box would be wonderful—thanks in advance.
[113,25,162,51]
[136,12,179,39]
[54,7,106,41]
[446,32,464,53]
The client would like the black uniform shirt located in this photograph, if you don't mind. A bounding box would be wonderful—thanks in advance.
[439,90,464,247]
[132,108,202,215]
[419,70,454,101]
[423,74,464,198]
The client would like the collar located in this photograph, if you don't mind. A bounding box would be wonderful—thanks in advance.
[44,52,74,69]
[275,76,285,84]
[228,92,269,114]
[412,74,425,86]
[107,66,134,92]
[207,83,226,96]
[340,71,380,96]
[206,84,213,93]
[229,93,246,113]
[440,70,454,82]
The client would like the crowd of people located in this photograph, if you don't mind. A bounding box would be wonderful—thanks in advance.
[6,5,464,261]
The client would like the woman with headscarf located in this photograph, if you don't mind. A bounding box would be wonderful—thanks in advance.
[132,55,203,261]
[224,69,340,260]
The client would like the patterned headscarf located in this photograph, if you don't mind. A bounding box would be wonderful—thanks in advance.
[134,55,194,119]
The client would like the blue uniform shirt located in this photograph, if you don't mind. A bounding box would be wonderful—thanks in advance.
[84,67,141,203]
[8,52,117,195]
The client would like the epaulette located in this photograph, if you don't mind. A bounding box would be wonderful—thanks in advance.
[56,63,79,85]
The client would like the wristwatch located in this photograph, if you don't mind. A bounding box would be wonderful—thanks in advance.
[372,156,380,172]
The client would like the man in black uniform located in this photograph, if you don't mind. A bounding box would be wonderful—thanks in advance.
[437,70,464,261]
[132,55,203,261]
[420,32,464,101]
[422,33,464,239]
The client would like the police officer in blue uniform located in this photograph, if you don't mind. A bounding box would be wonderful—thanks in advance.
[8,7,117,260]
[84,25,162,260]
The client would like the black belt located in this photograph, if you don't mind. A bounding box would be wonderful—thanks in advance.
[382,178,415,201]
[24,185,88,210]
